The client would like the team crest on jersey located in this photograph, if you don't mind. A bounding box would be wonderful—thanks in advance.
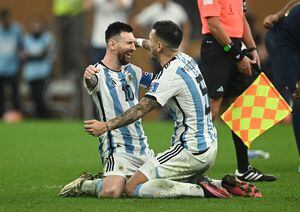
[149,82,159,93]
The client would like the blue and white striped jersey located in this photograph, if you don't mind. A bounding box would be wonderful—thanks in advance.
[146,52,217,153]
[84,62,153,160]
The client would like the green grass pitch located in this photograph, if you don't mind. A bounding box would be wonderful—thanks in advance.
[0,120,299,211]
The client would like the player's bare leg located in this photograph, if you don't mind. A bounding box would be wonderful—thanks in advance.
[100,176,125,198]
[60,174,125,198]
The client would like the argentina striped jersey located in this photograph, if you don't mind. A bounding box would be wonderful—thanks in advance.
[145,52,217,153]
[84,62,153,160]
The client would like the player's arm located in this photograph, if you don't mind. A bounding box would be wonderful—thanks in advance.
[84,96,159,136]
[206,16,255,76]
[84,65,99,90]
[135,38,150,51]
[264,0,300,28]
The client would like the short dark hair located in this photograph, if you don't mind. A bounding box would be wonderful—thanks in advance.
[105,21,133,43]
[152,20,183,49]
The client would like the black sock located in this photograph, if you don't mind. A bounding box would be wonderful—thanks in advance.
[231,131,249,173]
[292,102,300,155]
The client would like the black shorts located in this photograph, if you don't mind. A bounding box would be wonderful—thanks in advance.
[200,35,254,99]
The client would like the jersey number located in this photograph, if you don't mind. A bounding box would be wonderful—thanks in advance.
[122,84,134,101]
[196,75,210,115]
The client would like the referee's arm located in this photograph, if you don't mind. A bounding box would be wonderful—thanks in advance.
[206,16,254,76]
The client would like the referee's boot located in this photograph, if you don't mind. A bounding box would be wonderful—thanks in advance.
[235,166,277,182]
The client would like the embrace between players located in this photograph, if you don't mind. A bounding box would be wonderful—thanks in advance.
[59,20,262,199]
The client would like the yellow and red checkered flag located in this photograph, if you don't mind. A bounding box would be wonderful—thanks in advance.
[221,72,292,148]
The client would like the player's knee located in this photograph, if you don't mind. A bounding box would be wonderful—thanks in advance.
[101,186,123,198]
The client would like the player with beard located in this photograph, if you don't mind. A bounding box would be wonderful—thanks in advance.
[59,22,155,198]
[76,20,261,199]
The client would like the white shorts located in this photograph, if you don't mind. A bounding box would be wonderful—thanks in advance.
[138,142,217,182]
[103,150,155,179]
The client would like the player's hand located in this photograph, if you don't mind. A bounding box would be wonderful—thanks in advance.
[84,119,107,137]
[236,57,256,76]
[84,65,100,80]
[263,14,279,28]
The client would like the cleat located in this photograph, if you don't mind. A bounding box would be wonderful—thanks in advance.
[221,174,262,197]
[235,166,277,182]
[59,172,94,197]
[93,172,103,179]
[195,176,232,198]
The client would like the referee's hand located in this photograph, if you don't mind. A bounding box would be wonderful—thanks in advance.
[236,57,256,76]
[84,65,100,80]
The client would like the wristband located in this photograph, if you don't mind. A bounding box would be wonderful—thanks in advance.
[223,42,245,62]
[135,38,144,47]
[223,42,234,52]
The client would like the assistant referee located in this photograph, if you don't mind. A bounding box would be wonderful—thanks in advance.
[197,0,277,182]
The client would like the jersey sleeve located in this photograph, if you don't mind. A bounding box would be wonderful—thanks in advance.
[145,74,182,107]
[83,74,100,95]
[140,72,154,88]
[83,63,101,95]
[201,0,221,18]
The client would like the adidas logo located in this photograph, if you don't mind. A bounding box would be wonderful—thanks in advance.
[236,54,241,60]
[217,86,224,92]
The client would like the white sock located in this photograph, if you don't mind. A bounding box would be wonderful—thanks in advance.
[133,179,205,198]
[81,179,102,197]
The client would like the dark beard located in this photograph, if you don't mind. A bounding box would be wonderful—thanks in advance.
[117,51,128,66]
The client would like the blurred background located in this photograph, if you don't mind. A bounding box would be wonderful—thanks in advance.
[0,0,290,122]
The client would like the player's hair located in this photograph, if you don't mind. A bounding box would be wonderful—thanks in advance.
[105,21,133,44]
[152,20,183,49]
